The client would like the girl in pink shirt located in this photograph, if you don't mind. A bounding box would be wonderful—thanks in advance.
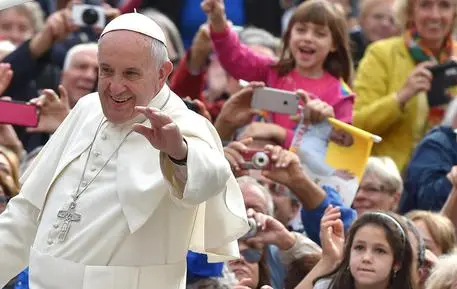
[202,0,354,148]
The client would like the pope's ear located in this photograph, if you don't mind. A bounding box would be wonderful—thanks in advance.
[158,60,173,85]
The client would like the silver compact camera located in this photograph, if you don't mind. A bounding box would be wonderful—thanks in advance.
[72,3,105,29]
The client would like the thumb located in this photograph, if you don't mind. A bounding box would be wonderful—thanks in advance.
[296,89,309,104]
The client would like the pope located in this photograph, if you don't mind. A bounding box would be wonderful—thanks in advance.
[0,12,249,289]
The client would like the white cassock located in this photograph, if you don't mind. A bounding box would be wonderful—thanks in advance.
[0,84,249,289]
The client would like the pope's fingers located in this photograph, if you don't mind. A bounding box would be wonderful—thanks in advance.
[132,123,155,139]
[135,106,171,127]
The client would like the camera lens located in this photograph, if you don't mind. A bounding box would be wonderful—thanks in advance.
[252,152,269,169]
[82,8,99,25]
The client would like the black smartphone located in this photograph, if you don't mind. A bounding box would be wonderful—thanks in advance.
[428,60,457,107]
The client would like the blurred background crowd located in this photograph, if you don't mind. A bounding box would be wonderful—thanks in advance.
[3,0,457,288]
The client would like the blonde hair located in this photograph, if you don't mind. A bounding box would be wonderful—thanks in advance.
[406,210,457,254]
[359,0,396,21]
[393,0,457,31]
[0,1,45,34]
[0,145,20,192]
[363,156,403,193]
[425,249,457,289]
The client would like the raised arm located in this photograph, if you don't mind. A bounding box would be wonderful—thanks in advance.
[202,0,274,83]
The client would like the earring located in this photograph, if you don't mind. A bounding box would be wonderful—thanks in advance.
[393,270,398,279]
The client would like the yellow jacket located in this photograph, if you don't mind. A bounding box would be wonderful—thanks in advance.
[353,36,457,173]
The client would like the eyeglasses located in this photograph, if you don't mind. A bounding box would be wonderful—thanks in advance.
[240,248,262,263]
[357,184,394,194]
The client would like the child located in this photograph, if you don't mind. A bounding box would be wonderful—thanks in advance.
[295,206,417,289]
[201,0,354,148]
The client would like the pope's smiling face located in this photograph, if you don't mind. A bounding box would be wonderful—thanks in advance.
[97,30,172,124]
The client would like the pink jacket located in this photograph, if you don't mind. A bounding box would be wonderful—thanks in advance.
[210,26,354,148]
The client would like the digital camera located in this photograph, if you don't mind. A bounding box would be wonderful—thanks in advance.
[240,149,272,170]
[428,60,457,107]
[239,218,258,240]
[72,3,105,29]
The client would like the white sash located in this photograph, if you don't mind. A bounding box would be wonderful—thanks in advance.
[28,247,187,289]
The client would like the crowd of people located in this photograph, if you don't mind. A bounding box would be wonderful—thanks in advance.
[1,0,457,288]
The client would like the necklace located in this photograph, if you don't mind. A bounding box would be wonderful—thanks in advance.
[56,118,133,242]
[56,90,171,242]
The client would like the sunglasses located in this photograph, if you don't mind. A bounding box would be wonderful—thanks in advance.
[240,248,262,263]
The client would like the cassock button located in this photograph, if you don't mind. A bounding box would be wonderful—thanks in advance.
[81,181,87,187]
[53,223,59,228]
[47,239,53,245]
[90,167,97,172]
[94,151,101,157]
[101,134,107,140]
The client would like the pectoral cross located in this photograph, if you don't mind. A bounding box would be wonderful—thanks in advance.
[57,201,81,242]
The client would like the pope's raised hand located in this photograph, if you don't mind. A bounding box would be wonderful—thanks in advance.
[133,106,188,161]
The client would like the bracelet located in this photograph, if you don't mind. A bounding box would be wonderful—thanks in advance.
[168,138,188,166]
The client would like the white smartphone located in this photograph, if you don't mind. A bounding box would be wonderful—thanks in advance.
[251,87,300,115]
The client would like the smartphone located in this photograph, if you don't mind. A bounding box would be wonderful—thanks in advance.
[428,60,457,107]
[251,87,300,115]
[0,100,39,127]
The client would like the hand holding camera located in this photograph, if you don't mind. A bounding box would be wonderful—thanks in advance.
[72,0,120,31]
[26,86,71,134]
[0,63,12,96]
[214,81,264,140]
[29,6,78,59]
[396,61,435,107]
[241,208,297,251]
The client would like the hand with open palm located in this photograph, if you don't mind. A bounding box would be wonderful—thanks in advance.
[319,205,345,264]
[133,106,187,161]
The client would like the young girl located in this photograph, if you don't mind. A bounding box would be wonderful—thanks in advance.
[201,0,354,148]
[295,206,417,289]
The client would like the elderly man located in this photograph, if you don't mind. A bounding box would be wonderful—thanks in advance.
[0,12,248,289]
[26,42,98,135]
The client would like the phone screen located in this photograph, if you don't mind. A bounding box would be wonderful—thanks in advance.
[0,100,39,127]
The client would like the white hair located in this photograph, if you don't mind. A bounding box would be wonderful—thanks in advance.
[425,249,457,289]
[442,98,457,127]
[150,38,169,71]
[363,156,403,193]
[237,176,275,216]
[63,43,98,71]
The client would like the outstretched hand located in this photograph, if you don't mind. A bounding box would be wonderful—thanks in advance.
[320,205,345,263]
[27,85,71,134]
[133,106,187,161]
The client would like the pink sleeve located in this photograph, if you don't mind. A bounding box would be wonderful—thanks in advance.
[283,129,295,149]
[333,94,354,124]
[210,25,275,82]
